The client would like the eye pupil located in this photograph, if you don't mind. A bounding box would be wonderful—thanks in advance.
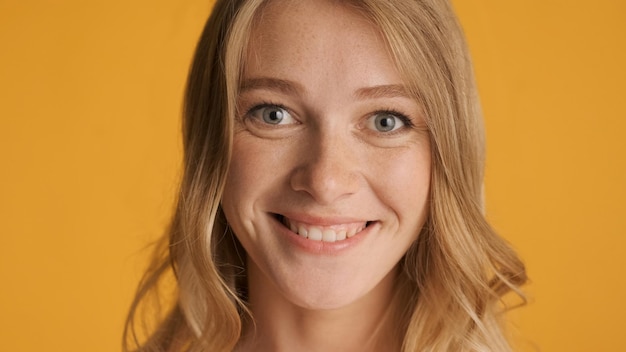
[375,114,396,132]
[263,108,284,124]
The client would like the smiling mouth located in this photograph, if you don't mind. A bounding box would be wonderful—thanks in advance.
[275,214,373,243]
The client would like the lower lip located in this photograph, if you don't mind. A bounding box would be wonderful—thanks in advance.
[271,216,375,255]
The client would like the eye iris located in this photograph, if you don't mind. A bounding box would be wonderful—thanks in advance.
[262,108,284,124]
[375,114,396,132]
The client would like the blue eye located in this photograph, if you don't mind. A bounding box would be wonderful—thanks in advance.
[250,105,295,125]
[368,112,406,132]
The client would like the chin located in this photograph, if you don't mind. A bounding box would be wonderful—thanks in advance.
[269,264,399,312]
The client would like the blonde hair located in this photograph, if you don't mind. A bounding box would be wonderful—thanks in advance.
[123,0,527,351]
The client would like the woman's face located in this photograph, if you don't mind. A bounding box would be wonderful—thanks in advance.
[222,0,431,310]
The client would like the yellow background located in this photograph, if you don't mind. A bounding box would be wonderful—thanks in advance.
[1,1,624,351]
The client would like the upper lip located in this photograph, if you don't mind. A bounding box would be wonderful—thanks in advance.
[274,212,373,227]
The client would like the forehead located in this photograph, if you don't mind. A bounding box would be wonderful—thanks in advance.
[244,0,402,89]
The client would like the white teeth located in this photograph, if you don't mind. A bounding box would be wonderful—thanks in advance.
[283,217,370,243]
[322,229,336,242]
[298,225,308,238]
[308,227,323,241]
[348,225,366,238]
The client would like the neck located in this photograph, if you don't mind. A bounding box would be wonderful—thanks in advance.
[236,262,403,352]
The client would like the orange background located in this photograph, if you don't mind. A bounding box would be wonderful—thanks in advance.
[1,1,624,351]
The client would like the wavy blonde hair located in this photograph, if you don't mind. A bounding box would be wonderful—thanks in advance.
[123,0,527,351]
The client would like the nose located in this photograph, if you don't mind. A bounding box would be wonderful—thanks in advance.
[289,130,360,205]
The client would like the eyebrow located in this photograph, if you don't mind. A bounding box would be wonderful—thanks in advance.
[240,77,304,96]
[239,77,411,100]
[355,84,411,100]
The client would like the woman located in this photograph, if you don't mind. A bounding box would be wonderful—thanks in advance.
[124,0,527,351]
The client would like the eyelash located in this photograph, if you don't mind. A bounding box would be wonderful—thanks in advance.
[370,108,415,127]
[244,100,291,118]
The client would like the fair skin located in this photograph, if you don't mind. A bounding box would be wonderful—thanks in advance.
[221,1,431,351]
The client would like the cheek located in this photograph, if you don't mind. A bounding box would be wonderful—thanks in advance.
[223,143,258,213]
[222,149,251,208]
[222,137,269,249]
[368,145,431,223]
[222,135,293,210]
